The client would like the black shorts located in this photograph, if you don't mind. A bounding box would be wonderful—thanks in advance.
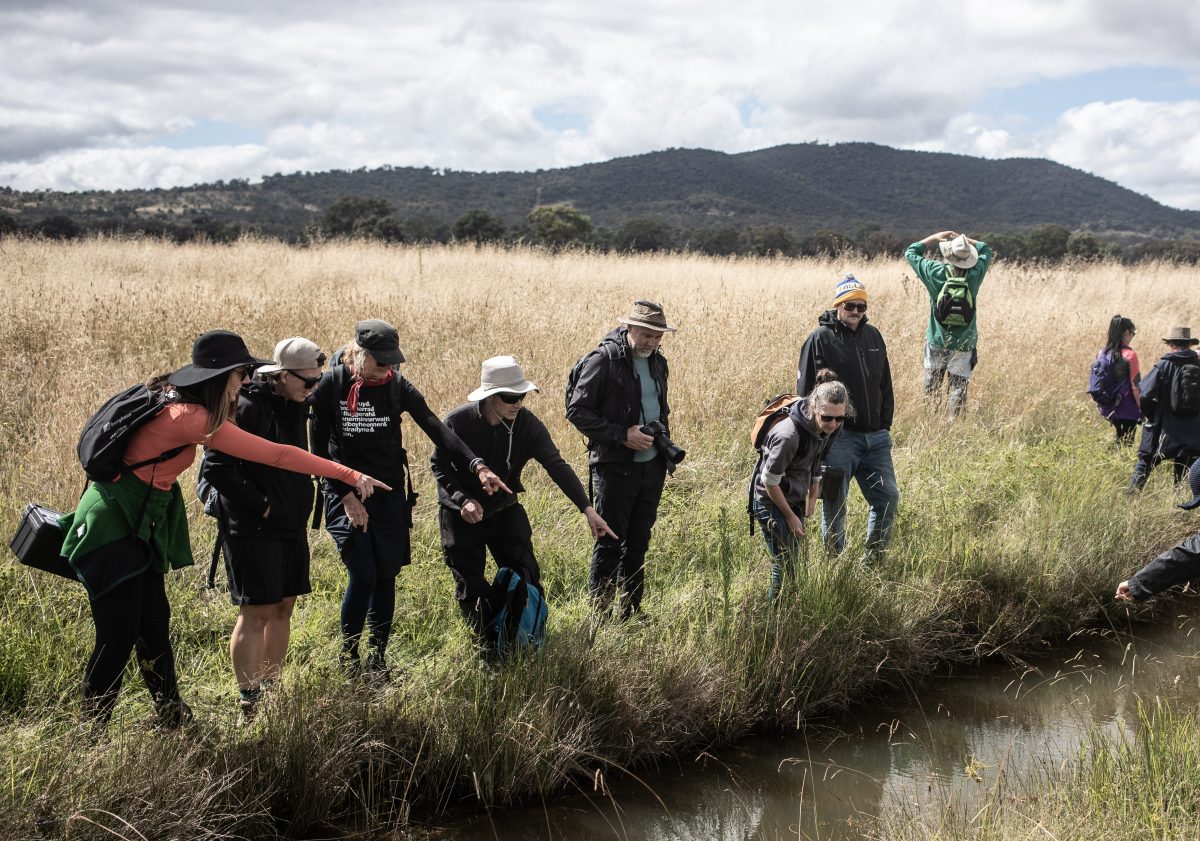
[223,533,312,606]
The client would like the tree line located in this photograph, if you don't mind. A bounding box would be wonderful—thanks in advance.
[4,199,1200,265]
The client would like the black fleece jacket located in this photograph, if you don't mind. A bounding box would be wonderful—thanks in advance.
[565,327,671,466]
[796,310,894,433]
[202,381,314,537]
[432,402,590,518]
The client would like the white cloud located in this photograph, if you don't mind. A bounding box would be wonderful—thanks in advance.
[1,0,1200,207]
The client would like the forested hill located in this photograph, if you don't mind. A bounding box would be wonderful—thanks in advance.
[3,142,1199,243]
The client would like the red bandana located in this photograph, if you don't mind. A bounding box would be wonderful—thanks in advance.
[347,368,395,415]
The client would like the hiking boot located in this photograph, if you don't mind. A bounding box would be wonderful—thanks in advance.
[364,651,392,686]
[339,652,362,683]
[153,697,193,730]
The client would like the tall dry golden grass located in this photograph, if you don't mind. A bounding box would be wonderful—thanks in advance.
[1,235,1195,511]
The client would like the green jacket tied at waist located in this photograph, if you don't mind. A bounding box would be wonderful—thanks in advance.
[59,471,191,598]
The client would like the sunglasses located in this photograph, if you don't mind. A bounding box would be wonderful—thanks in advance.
[497,392,526,405]
[820,414,846,424]
[287,371,322,389]
[840,302,868,313]
[234,366,255,380]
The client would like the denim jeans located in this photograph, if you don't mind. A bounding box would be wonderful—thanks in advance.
[751,496,805,599]
[820,429,900,558]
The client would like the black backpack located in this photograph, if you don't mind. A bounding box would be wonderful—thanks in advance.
[77,384,187,483]
[1171,361,1200,417]
[564,338,621,413]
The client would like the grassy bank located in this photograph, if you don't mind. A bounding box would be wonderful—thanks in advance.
[0,238,1197,839]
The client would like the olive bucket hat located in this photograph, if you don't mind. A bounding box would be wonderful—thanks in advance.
[618,300,677,333]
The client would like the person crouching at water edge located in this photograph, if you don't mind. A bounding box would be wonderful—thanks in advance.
[1116,460,1200,603]
[750,371,850,599]
[431,356,615,648]
[310,319,509,683]
[60,331,390,729]
[199,337,328,722]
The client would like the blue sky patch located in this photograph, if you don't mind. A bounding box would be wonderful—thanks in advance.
[739,97,767,128]
[159,118,265,149]
[978,66,1198,128]
[533,107,589,133]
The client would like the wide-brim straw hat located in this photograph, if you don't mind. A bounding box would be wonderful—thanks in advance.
[169,330,270,387]
[618,299,677,333]
[939,234,979,269]
[1162,326,1199,345]
[468,355,540,401]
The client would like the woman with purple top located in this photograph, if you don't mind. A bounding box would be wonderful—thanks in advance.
[1093,315,1142,445]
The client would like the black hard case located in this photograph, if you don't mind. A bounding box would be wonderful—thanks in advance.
[9,503,76,581]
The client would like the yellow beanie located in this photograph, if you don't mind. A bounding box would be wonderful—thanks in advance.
[833,275,868,306]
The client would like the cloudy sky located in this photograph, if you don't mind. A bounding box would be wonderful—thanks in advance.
[4,0,1200,208]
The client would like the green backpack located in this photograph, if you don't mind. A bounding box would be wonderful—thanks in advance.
[934,269,976,328]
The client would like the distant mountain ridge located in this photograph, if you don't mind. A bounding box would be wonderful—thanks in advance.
[3,142,1198,241]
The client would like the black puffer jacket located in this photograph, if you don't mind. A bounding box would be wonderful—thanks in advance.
[796,310,894,433]
[202,382,315,537]
[565,327,671,466]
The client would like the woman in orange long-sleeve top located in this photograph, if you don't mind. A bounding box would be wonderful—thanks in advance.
[60,331,390,729]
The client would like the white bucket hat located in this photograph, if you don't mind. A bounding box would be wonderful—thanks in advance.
[939,234,979,269]
[468,355,540,401]
[257,337,327,375]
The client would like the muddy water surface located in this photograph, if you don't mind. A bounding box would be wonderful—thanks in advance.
[424,607,1200,840]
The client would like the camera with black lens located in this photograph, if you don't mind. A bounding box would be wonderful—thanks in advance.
[639,420,686,466]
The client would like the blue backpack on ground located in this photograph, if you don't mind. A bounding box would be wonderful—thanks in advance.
[1088,350,1130,410]
[488,567,547,657]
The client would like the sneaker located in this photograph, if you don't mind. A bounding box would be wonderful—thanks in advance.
[238,688,262,724]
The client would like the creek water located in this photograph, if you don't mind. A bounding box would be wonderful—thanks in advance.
[421,605,1200,840]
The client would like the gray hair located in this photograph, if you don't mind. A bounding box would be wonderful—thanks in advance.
[804,370,856,421]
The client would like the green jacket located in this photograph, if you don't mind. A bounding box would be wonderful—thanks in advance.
[905,240,993,351]
[59,472,191,598]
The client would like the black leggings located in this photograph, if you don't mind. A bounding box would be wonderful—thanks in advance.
[82,543,179,722]
[1111,419,1139,445]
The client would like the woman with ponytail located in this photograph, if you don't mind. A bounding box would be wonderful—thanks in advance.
[60,331,390,729]
[1093,315,1141,444]
[749,369,851,598]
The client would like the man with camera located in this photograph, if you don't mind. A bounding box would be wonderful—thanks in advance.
[566,300,679,620]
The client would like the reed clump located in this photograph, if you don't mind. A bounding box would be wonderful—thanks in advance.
[0,237,1196,838]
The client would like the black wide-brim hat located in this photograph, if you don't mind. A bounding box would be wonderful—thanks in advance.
[169,330,271,388]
